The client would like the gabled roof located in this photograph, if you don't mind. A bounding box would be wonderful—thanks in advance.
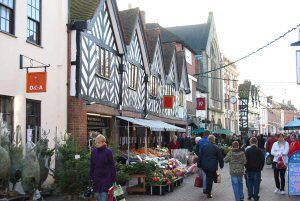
[176,51,184,84]
[145,29,160,63]
[176,51,190,93]
[146,23,182,44]
[162,43,176,75]
[70,0,101,21]
[166,23,208,54]
[118,8,140,45]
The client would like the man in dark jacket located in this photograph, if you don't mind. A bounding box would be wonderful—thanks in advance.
[179,133,192,151]
[198,135,224,199]
[90,134,117,201]
[245,137,265,201]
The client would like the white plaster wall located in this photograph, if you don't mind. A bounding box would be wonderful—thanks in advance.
[0,0,68,151]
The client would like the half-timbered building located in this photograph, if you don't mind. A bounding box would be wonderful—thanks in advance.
[68,0,125,143]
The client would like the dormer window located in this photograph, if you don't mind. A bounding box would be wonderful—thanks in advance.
[96,46,111,79]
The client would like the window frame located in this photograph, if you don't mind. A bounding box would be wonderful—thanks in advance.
[0,0,15,35]
[27,0,41,45]
[166,84,173,96]
[0,95,14,141]
[179,91,184,106]
[150,75,158,97]
[128,63,138,90]
[96,46,111,80]
[26,99,41,143]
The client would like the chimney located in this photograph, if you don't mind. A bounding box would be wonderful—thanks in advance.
[288,100,292,105]
[128,3,132,9]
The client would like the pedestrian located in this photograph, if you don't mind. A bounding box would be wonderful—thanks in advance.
[169,135,180,149]
[288,133,300,158]
[245,137,265,201]
[257,134,265,151]
[224,141,247,201]
[271,133,289,195]
[179,133,192,151]
[90,134,117,201]
[194,136,202,156]
[265,133,277,153]
[198,131,209,194]
[198,134,224,199]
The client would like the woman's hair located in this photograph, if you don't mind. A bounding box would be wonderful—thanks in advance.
[208,135,215,143]
[95,134,106,143]
[232,141,239,148]
[278,133,285,139]
[171,135,177,142]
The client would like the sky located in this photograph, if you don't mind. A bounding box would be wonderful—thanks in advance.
[117,0,300,109]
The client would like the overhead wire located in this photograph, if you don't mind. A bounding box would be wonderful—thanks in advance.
[198,22,300,75]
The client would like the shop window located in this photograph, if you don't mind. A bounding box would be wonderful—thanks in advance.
[27,0,41,45]
[150,75,158,97]
[128,63,138,90]
[179,91,184,106]
[0,95,13,139]
[96,46,111,79]
[166,84,173,96]
[26,99,41,143]
[0,0,14,34]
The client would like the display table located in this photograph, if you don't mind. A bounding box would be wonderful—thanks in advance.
[126,174,147,194]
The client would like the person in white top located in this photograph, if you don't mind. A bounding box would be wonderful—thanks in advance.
[271,134,289,195]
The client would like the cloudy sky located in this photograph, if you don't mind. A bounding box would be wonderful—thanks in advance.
[117,0,300,109]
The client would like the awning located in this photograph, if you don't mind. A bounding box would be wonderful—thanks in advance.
[116,116,186,132]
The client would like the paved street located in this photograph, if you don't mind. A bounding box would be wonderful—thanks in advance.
[126,164,299,201]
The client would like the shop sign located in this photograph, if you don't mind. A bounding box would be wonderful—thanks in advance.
[297,50,300,85]
[164,95,175,109]
[196,98,206,110]
[26,72,47,93]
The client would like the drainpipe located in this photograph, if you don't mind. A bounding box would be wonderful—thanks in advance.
[118,54,125,115]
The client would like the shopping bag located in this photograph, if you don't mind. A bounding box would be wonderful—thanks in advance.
[265,152,274,165]
[194,173,203,188]
[113,183,126,201]
[216,171,221,183]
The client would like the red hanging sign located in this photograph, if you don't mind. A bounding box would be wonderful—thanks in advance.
[196,98,206,110]
[164,95,175,109]
[26,72,47,93]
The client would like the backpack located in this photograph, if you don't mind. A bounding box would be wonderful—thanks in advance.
[276,155,286,170]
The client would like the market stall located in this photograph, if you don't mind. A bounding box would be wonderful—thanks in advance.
[115,116,194,195]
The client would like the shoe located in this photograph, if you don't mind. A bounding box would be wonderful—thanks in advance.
[203,189,207,194]
[274,188,280,193]
[207,194,212,198]
[280,190,285,195]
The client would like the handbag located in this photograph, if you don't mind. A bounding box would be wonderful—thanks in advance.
[194,173,203,188]
[265,153,274,165]
[276,155,286,170]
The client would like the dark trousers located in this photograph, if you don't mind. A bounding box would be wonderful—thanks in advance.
[204,170,217,195]
[272,162,286,191]
[247,171,261,201]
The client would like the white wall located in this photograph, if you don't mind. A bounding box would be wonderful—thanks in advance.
[0,0,68,151]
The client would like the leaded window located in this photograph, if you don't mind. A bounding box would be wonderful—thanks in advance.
[128,63,138,90]
[179,91,184,106]
[150,75,158,97]
[0,0,14,34]
[0,95,13,139]
[96,46,111,79]
[27,0,41,44]
[166,84,173,96]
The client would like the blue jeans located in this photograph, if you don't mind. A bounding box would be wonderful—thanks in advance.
[231,175,244,201]
[247,171,261,201]
[98,192,108,201]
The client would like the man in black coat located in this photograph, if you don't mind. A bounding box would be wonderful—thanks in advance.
[198,135,224,198]
[245,137,265,201]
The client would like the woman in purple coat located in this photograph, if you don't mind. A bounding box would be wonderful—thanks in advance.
[90,134,117,201]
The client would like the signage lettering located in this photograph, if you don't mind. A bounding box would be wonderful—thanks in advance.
[26,72,47,93]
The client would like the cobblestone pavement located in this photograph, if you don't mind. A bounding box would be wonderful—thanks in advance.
[126,164,299,201]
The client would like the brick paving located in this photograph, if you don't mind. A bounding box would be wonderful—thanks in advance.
[125,164,299,201]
